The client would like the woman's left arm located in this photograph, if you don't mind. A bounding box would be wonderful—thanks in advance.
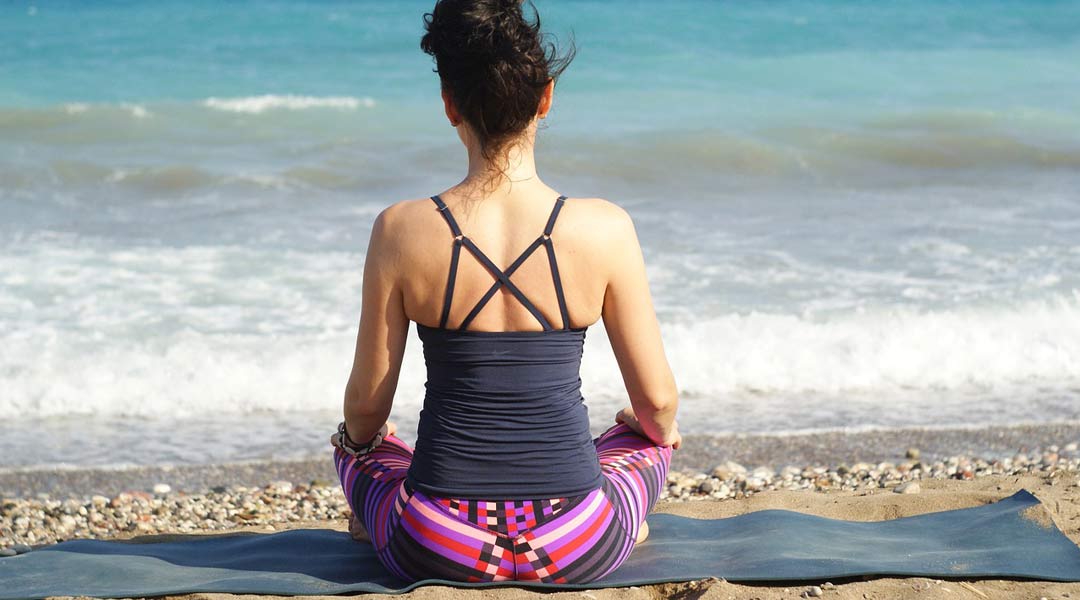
[342,206,410,445]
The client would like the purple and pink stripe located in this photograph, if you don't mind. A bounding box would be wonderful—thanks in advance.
[333,423,671,583]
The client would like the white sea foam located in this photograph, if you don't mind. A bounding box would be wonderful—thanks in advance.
[201,94,375,114]
[3,235,1079,421]
[663,297,1080,395]
[58,102,150,118]
[120,103,151,119]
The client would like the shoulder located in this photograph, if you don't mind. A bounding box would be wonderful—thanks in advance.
[563,196,638,243]
[367,197,442,246]
[362,198,444,272]
[371,197,437,233]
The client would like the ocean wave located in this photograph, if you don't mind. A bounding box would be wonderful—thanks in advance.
[662,296,1080,396]
[201,94,375,113]
[2,279,1080,419]
[0,161,330,193]
[1,102,1077,180]
[548,124,1080,184]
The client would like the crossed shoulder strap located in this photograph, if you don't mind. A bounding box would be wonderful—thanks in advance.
[431,195,571,331]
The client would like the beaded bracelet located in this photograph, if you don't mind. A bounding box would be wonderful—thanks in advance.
[334,421,383,458]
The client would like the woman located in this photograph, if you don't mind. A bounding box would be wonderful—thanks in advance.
[330,0,681,584]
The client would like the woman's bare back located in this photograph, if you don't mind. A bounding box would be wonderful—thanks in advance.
[389,188,619,333]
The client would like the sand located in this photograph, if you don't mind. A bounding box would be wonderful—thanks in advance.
[101,472,1080,600]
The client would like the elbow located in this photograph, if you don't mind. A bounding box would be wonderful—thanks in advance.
[645,391,678,415]
[640,380,679,415]
[343,380,388,420]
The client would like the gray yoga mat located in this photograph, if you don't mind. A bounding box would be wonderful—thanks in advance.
[2,490,1079,598]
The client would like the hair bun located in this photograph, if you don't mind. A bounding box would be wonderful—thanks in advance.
[421,0,575,160]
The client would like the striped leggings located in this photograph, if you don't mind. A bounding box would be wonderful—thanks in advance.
[333,423,672,584]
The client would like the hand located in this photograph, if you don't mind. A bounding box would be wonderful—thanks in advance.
[615,407,682,450]
[614,407,645,436]
[666,424,683,450]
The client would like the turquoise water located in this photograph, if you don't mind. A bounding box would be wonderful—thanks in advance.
[2,1,1080,467]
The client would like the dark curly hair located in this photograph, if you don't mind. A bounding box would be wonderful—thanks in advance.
[421,0,575,163]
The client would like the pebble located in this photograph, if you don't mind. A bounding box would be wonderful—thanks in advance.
[268,480,294,494]
[656,446,1076,502]
[0,548,15,557]
[905,447,921,460]
[1,446,1077,552]
[893,481,921,494]
[802,585,823,598]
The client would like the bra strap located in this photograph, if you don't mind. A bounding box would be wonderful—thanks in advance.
[431,195,463,329]
[431,195,462,237]
[543,196,571,329]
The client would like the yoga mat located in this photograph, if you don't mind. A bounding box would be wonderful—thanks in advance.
[2,490,1079,598]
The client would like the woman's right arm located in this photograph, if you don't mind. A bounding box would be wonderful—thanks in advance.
[599,202,681,448]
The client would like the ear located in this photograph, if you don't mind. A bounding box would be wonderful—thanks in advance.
[441,88,461,126]
[537,79,555,119]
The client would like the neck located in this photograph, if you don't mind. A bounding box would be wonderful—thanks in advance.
[460,136,540,195]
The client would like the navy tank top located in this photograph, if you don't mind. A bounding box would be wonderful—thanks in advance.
[405,194,604,500]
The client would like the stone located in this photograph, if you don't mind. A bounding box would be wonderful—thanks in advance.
[906,447,921,460]
[0,548,16,557]
[109,493,132,508]
[802,586,823,598]
[893,481,921,494]
[724,461,747,475]
[11,544,32,554]
[152,483,172,495]
[268,481,294,494]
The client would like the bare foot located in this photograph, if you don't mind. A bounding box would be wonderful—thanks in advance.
[349,512,371,543]
[635,520,649,544]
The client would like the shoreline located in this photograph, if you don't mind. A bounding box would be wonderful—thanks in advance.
[3,431,1077,551]
[2,422,1078,500]
[2,460,1079,598]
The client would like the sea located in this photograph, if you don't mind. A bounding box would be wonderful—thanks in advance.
[2,0,1079,471]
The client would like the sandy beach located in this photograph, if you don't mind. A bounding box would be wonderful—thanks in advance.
[4,440,1079,599]
[31,474,1080,600]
